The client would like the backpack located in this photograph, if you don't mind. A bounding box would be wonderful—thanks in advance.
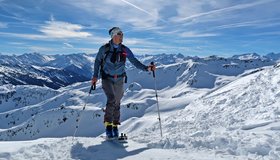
[100,43,127,83]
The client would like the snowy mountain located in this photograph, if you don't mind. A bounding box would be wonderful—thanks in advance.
[265,52,280,61]
[0,53,280,159]
[0,53,95,89]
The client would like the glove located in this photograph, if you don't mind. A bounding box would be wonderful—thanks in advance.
[91,77,98,86]
[148,64,156,71]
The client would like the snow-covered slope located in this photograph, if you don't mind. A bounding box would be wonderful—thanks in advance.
[0,85,59,113]
[0,137,239,160]
[0,54,276,139]
[0,53,280,159]
[129,65,280,159]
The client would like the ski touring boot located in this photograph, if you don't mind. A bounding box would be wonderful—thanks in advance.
[105,122,113,139]
[112,124,119,138]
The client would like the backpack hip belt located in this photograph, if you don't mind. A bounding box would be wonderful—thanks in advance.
[101,72,127,83]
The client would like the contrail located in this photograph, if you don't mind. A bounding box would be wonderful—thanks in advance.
[120,0,167,23]
[179,0,276,22]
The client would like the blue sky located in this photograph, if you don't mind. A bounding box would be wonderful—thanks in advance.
[0,0,279,57]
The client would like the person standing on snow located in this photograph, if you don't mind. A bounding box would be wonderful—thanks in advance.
[91,27,156,138]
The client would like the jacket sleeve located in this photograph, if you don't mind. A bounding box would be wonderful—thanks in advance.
[125,47,148,71]
[93,46,104,78]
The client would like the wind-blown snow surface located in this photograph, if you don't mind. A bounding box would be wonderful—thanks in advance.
[0,58,280,159]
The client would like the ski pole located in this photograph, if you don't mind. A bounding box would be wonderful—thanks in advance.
[72,83,96,141]
[150,62,163,138]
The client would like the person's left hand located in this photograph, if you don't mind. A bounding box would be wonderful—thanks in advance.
[91,77,98,86]
[148,64,156,71]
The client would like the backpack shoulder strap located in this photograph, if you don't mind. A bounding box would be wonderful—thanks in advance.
[121,44,126,51]
[103,43,110,60]
[100,43,110,73]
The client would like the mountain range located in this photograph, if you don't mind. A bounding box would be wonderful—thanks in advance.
[1,52,279,89]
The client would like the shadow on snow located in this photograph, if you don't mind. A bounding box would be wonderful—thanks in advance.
[70,141,148,160]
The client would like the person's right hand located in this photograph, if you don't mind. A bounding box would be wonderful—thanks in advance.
[91,77,98,86]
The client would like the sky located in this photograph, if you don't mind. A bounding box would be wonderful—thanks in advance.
[0,0,279,57]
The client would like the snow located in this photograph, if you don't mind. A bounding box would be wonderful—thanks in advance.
[0,137,235,160]
[0,54,280,159]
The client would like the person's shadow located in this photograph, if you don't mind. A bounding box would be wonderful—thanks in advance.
[70,140,149,160]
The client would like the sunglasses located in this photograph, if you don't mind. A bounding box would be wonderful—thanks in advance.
[117,32,123,36]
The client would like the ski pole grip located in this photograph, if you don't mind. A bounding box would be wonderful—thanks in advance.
[89,83,96,94]
[150,62,155,78]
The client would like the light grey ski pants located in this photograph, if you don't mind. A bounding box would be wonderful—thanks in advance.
[102,78,124,125]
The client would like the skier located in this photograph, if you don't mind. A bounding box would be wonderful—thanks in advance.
[91,27,156,139]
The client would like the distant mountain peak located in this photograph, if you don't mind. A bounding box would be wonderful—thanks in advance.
[231,53,262,60]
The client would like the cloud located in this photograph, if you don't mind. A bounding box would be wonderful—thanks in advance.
[120,0,167,23]
[63,42,73,48]
[173,0,276,23]
[251,31,280,36]
[62,0,169,28]
[40,21,91,39]
[125,37,164,48]
[0,19,93,40]
[0,30,108,47]
[180,31,219,38]
[213,18,280,30]
[0,32,46,39]
[8,42,26,45]
[0,22,7,28]
[130,44,200,55]
[29,46,54,52]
